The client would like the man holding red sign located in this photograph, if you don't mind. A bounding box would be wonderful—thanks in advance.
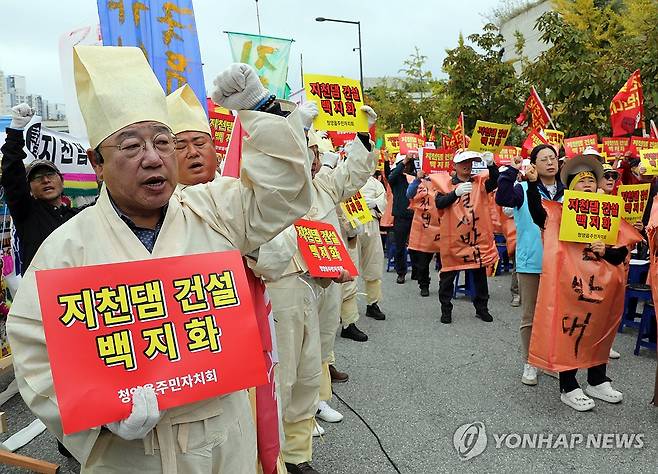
[8,47,313,473]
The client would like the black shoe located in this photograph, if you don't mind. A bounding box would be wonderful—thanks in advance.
[440,313,452,324]
[57,441,73,458]
[420,287,430,297]
[286,461,320,474]
[341,323,368,342]
[476,312,494,322]
[396,274,405,284]
[329,364,349,383]
[366,303,386,320]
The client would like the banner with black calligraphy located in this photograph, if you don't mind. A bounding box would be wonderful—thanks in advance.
[36,251,266,434]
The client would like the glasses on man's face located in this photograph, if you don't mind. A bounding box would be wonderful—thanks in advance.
[30,171,58,183]
[99,132,177,160]
[604,171,619,180]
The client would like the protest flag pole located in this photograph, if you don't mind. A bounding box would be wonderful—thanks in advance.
[255,0,262,35]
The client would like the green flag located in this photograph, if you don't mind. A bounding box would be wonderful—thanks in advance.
[226,31,293,98]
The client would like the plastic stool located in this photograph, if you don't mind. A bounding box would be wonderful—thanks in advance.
[634,301,657,355]
[619,284,652,332]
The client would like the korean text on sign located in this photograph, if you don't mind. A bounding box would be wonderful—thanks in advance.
[467,120,511,154]
[422,148,452,174]
[617,184,650,224]
[639,149,658,176]
[563,135,598,158]
[36,251,266,435]
[340,191,373,228]
[303,74,368,132]
[294,219,358,278]
[558,190,623,244]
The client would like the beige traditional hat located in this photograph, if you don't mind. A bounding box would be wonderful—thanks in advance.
[166,84,211,136]
[73,45,170,148]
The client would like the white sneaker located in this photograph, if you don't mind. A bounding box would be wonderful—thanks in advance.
[312,420,325,437]
[585,382,623,404]
[609,348,621,359]
[316,401,343,423]
[511,294,521,307]
[521,364,538,386]
[560,388,595,412]
[542,369,559,379]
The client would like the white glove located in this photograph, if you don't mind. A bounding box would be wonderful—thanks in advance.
[482,151,494,166]
[360,105,377,128]
[211,63,270,111]
[455,182,473,197]
[299,102,319,129]
[10,103,34,130]
[106,387,161,440]
[346,223,364,238]
[365,198,377,210]
[503,207,515,218]
[321,151,340,169]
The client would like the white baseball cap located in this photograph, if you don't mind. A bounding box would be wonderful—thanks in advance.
[453,150,483,163]
[394,153,406,165]
[582,146,602,157]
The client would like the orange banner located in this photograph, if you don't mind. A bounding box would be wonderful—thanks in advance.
[431,173,498,273]
[528,200,642,372]
[408,178,441,253]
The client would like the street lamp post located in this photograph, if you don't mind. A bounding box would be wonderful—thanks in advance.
[315,17,363,92]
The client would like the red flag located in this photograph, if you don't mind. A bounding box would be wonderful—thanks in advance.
[521,129,549,158]
[517,87,551,131]
[610,69,643,137]
[451,112,466,149]
[429,125,436,142]
[222,119,281,473]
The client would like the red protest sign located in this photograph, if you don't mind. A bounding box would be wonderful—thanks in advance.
[398,133,424,155]
[630,136,658,152]
[36,251,266,435]
[207,98,235,161]
[601,137,630,156]
[496,146,521,166]
[563,134,598,158]
[422,148,453,173]
[327,131,356,148]
[294,219,358,278]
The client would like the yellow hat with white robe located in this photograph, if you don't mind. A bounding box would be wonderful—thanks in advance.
[73,45,170,149]
[166,84,212,136]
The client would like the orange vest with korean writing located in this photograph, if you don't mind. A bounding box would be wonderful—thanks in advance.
[528,200,643,372]
[488,193,518,256]
[408,177,441,253]
[431,172,498,273]
[647,196,658,403]
[380,177,394,228]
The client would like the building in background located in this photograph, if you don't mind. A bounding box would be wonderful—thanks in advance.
[6,75,27,109]
[498,0,552,73]
[0,70,10,115]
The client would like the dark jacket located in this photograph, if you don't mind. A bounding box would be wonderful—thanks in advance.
[1,128,78,274]
[386,160,413,219]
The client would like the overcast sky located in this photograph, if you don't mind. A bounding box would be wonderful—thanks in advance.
[0,0,502,103]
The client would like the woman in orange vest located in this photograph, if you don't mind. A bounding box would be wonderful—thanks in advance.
[526,155,640,411]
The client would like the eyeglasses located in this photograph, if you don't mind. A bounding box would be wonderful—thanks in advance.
[30,171,58,182]
[603,171,619,180]
[536,156,558,164]
[99,132,177,160]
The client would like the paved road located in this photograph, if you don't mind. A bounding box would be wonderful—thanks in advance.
[1,269,656,473]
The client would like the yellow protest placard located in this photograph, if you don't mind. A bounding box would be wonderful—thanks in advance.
[384,133,400,153]
[304,74,369,132]
[639,149,658,175]
[543,129,564,151]
[617,184,651,224]
[340,191,373,228]
[559,190,623,244]
[468,120,511,154]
